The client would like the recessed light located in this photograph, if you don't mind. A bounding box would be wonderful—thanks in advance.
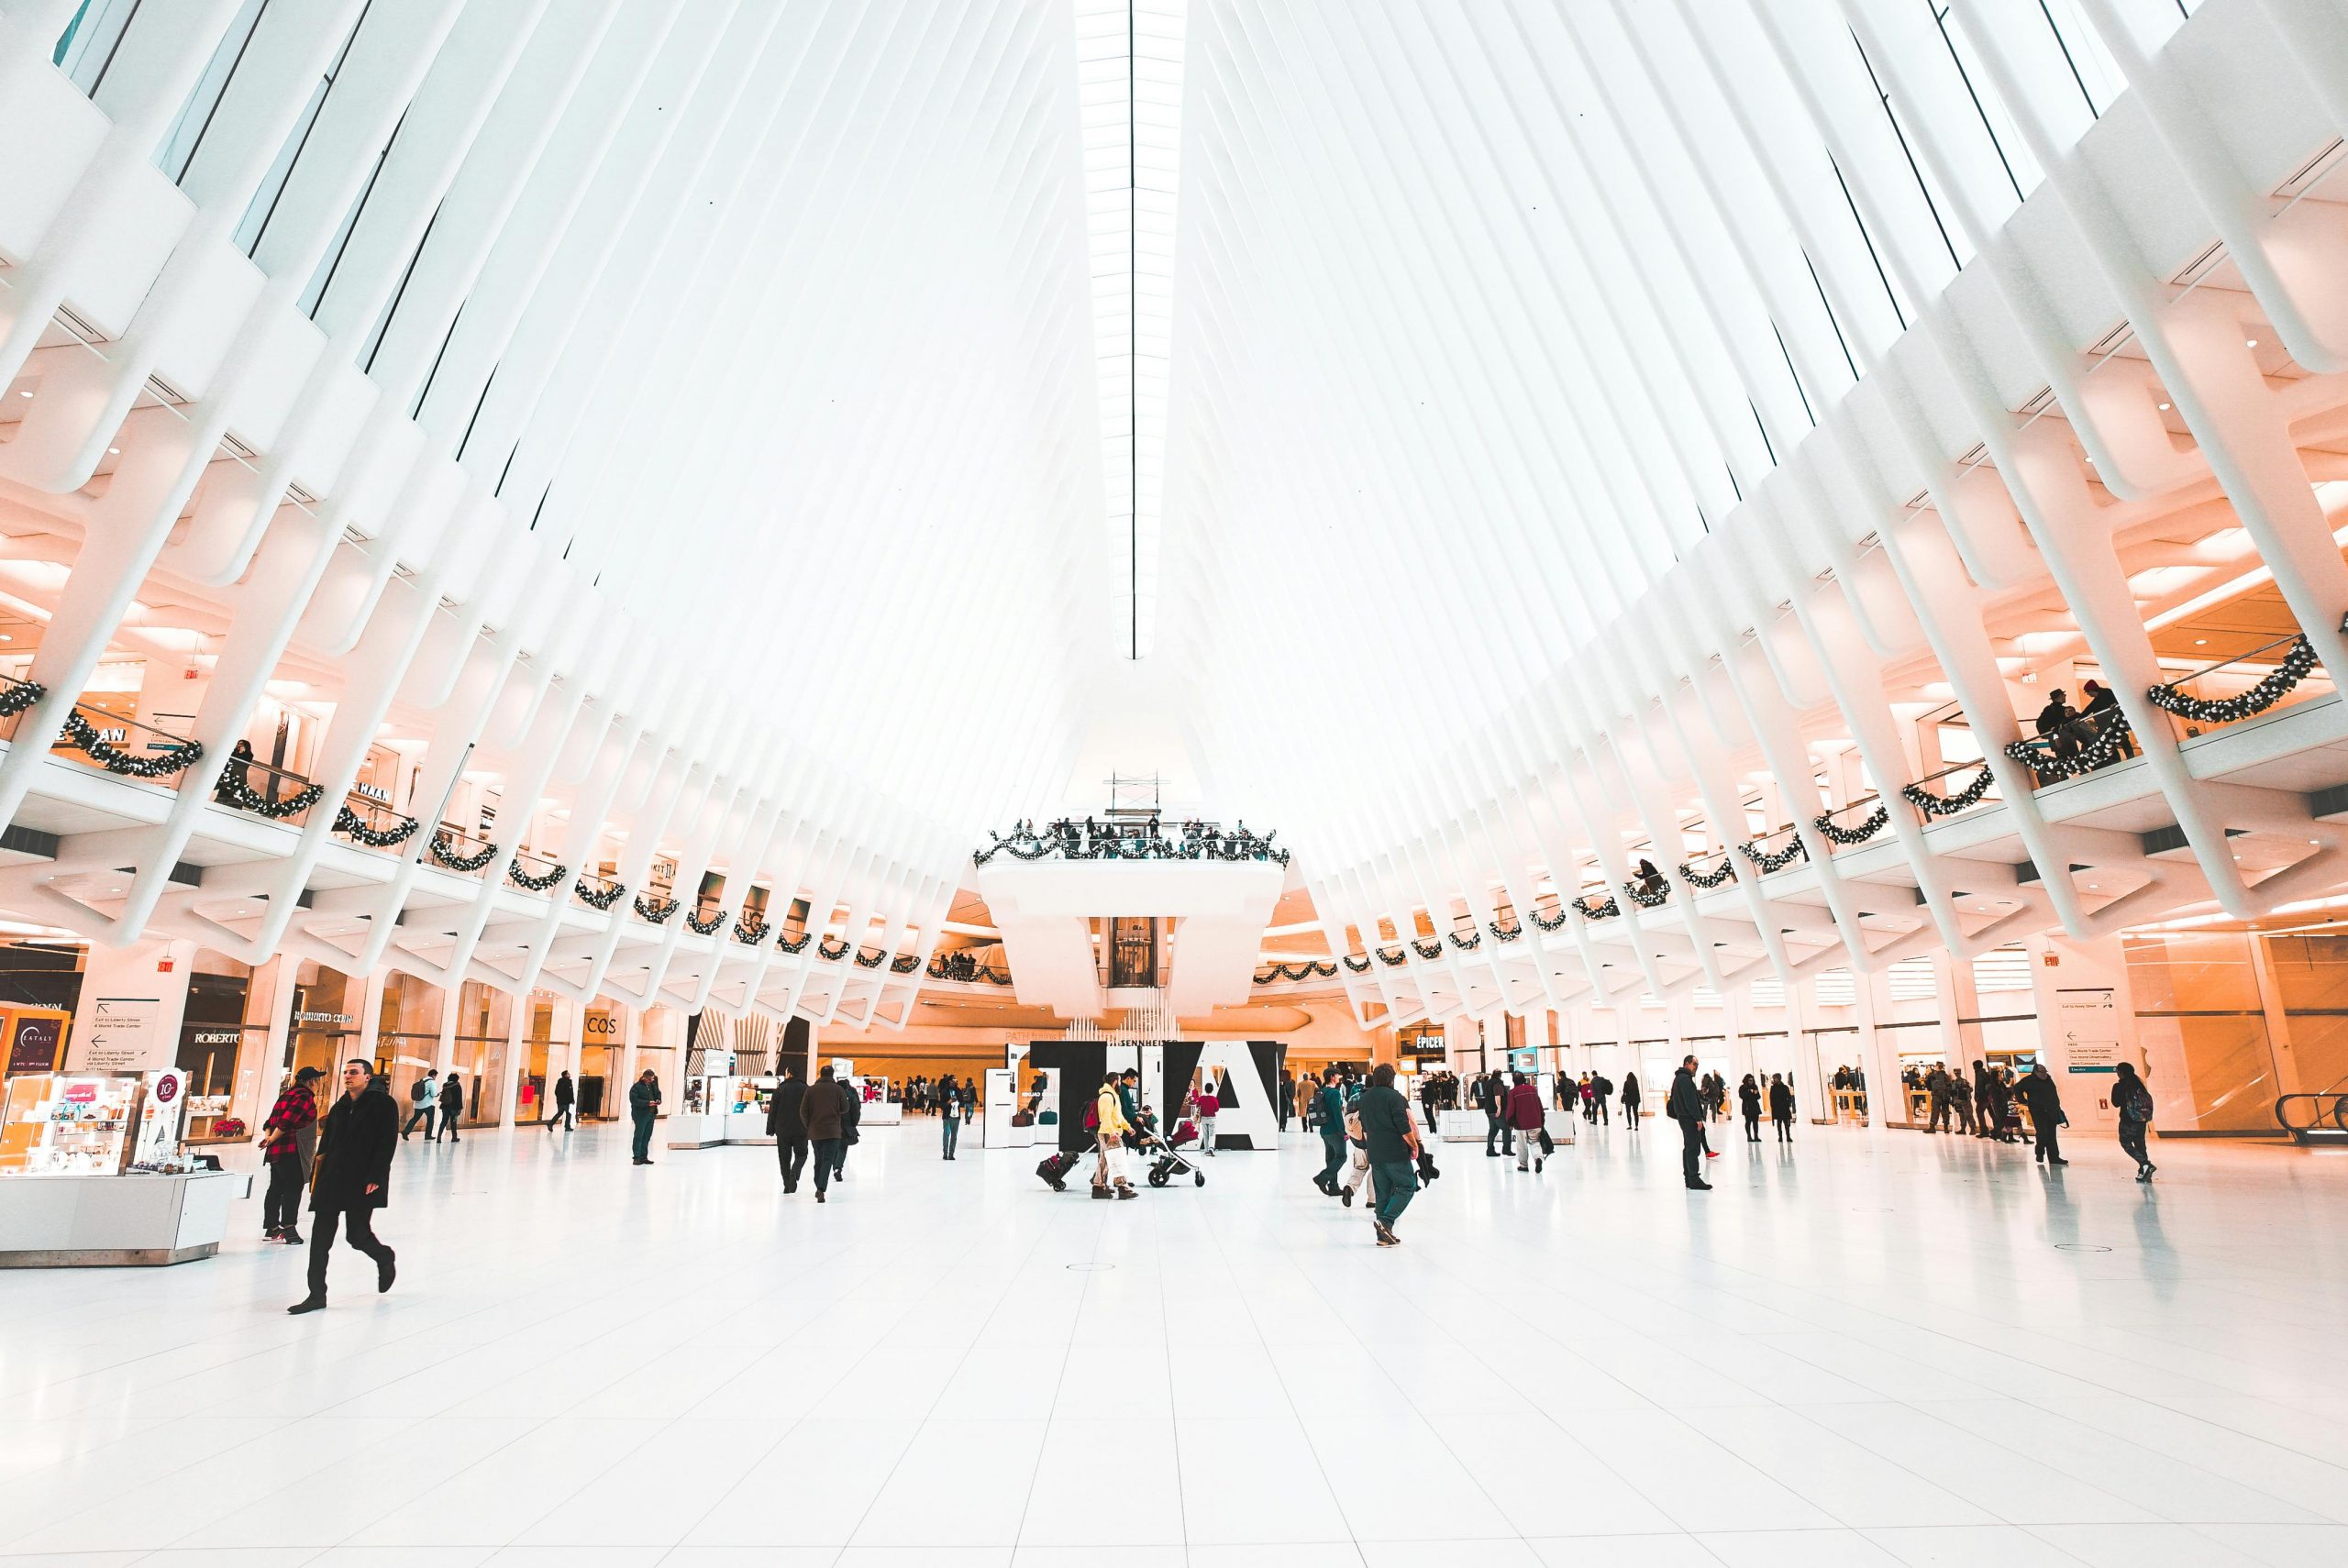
[2195,639,2207,646]
[2247,338,2259,348]
[2157,402,2171,411]
[107,446,119,454]
[16,391,28,399]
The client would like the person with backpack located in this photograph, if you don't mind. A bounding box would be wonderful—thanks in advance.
[401,1070,437,1140]
[1767,1072,1796,1143]
[2113,1061,2156,1180]
[1508,1071,1547,1172]
[1191,1077,1220,1155]
[1591,1073,1612,1125]
[1312,1068,1349,1197]
[547,1069,575,1132]
[1091,1073,1136,1199]
[437,1071,464,1142]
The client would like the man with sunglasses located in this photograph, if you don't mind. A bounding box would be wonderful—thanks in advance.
[287,1058,399,1314]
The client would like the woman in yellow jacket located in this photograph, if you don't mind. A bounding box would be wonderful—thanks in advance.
[1093,1076,1136,1199]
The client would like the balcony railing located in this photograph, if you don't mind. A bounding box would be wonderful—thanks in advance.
[333,792,420,849]
[210,753,324,826]
[426,823,502,877]
[1677,845,1735,889]
[504,845,570,894]
[2148,631,2331,742]
[49,700,204,789]
[1810,792,1888,851]
[1738,822,1808,874]
[1901,757,1999,822]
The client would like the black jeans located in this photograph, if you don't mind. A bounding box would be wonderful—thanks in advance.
[1484,1110,1512,1154]
[811,1137,843,1193]
[440,1106,461,1141]
[1678,1119,1704,1185]
[1744,1113,1761,1143]
[401,1107,433,1138]
[777,1135,808,1187]
[548,1103,573,1130]
[2119,1119,2150,1167]
[262,1157,305,1232]
[2034,1120,2064,1163]
[307,1207,391,1297]
[1773,1112,1793,1143]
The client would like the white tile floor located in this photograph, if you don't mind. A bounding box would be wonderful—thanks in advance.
[2,1112,2344,1566]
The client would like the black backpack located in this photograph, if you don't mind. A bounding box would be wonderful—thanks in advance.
[410,1078,428,1104]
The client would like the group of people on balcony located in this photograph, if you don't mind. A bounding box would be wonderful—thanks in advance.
[2028,679,2136,773]
[993,815,1287,865]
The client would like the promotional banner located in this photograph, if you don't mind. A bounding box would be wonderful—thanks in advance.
[3,1009,68,1077]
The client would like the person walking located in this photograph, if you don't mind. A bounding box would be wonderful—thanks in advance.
[2018,1062,2069,1165]
[1091,1072,1136,1200]
[1419,1072,1443,1133]
[1767,1073,1795,1142]
[1970,1059,1995,1138]
[768,1062,809,1190]
[1357,1064,1422,1246]
[548,1069,576,1132]
[1949,1071,1977,1135]
[1668,1055,1710,1191]
[1620,1069,1642,1130]
[1508,1070,1547,1172]
[1312,1069,1349,1197]
[800,1065,847,1202]
[1591,1073,1611,1125]
[286,1059,397,1314]
[1738,1074,1763,1143]
[627,1068,660,1165]
[1475,1069,1509,1157]
[2113,1061,2156,1180]
[939,1074,963,1160]
[836,1077,862,1181]
[1278,1069,1295,1132]
[1924,1064,1952,1133]
[401,1070,437,1141]
[260,1066,322,1243]
[1192,1077,1220,1155]
[437,1072,464,1142]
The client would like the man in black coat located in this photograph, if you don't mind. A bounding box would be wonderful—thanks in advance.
[289,1058,397,1314]
[767,1063,809,1192]
[438,1071,464,1142]
[548,1069,576,1132]
[1667,1055,1710,1191]
[2018,1063,2069,1165]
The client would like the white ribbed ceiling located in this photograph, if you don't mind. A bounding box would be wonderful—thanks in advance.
[38,0,2205,890]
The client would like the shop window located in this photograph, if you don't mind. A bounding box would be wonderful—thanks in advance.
[287,961,362,1086]
[177,965,256,1141]
[375,971,446,1105]
[452,980,512,1126]
[2124,932,2282,1132]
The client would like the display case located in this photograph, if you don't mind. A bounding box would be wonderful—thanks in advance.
[0,1073,146,1176]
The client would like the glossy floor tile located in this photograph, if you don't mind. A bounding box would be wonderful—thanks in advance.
[1,1113,2343,1565]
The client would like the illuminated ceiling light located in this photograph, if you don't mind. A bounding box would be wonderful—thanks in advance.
[107,446,119,454]
[2247,338,2260,348]
[2156,402,2171,411]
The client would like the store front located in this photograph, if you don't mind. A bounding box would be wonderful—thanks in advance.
[517,993,573,1124]
[175,964,266,1142]
[286,962,361,1085]
[375,972,446,1104]
[452,980,511,1127]
[580,1003,622,1121]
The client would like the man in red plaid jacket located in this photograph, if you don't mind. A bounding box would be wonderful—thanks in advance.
[260,1066,322,1243]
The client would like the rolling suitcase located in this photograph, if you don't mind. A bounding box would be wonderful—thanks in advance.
[1036,1147,1084,1192]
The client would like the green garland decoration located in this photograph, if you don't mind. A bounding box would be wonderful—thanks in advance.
[61,712,202,778]
[430,833,501,873]
[335,804,419,847]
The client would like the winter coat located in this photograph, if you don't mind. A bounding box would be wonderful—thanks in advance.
[308,1088,396,1212]
[767,1077,808,1139]
[1506,1082,1545,1131]
[1666,1066,1703,1125]
[800,1077,847,1141]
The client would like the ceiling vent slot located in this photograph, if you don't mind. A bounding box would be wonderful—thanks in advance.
[53,305,107,344]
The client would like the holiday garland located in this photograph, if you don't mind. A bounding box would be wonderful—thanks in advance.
[1528,905,1570,932]
[1622,878,1670,910]
[0,679,44,719]
[1489,915,1523,942]
[1740,835,1808,873]
[1376,944,1409,967]
[1678,857,1735,889]
[817,935,851,961]
[507,857,569,893]
[2148,633,2320,723]
[779,930,814,954]
[1901,765,1995,818]
[853,946,885,968]
[1811,802,1889,846]
[335,804,420,847]
[215,771,324,820]
[734,914,770,945]
[634,893,681,923]
[575,878,626,911]
[892,953,920,973]
[1342,953,1372,973]
[2003,713,2132,781]
[1448,929,1481,952]
[61,712,202,778]
[1571,893,1620,921]
[1411,937,1444,961]
[1254,960,1341,983]
[430,833,501,872]
[683,906,725,935]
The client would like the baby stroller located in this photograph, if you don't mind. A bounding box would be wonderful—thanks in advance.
[1144,1117,1207,1188]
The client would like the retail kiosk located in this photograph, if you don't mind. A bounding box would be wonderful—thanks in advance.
[0,1068,248,1265]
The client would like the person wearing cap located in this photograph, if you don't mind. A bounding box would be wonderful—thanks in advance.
[260,1066,323,1244]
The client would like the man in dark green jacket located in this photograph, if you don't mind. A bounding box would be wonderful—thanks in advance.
[1357,1064,1422,1246]
[628,1069,661,1165]
[1312,1069,1348,1196]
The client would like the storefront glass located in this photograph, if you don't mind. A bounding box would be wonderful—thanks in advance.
[176,965,259,1140]
[2125,930,2284,1132]
[376,972,446,1104]
[287,962,361,1084]
[518,994,570,1123]
[452,980,511,1126]
[580,1003,622,1120]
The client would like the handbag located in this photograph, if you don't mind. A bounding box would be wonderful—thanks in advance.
[1037,1109,1058,1126]
[1010,1111,1033,1128]
[1537,1127,1554,1156]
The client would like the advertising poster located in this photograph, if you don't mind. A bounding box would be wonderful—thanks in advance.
[4,1010,67,1077]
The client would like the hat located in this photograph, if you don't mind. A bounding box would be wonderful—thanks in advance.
[294,1066,324,1083]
